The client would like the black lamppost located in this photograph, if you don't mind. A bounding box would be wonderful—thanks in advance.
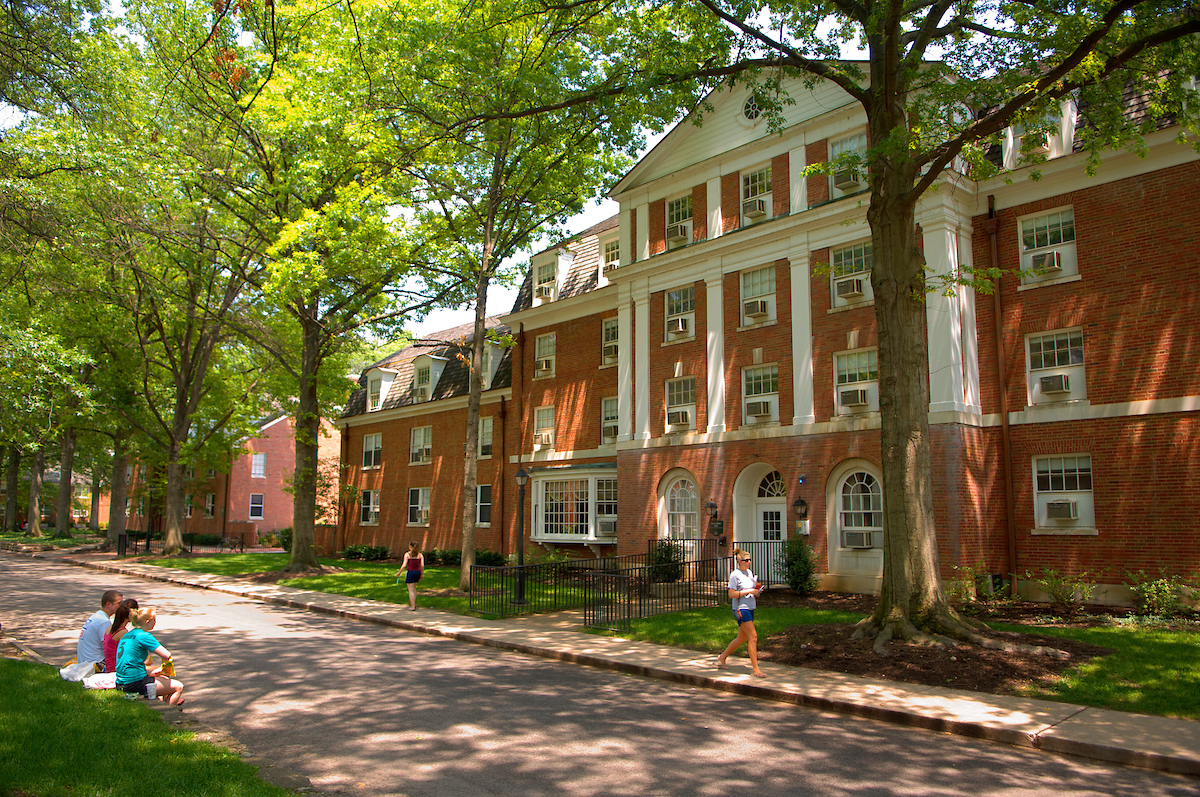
[513,467,529,605]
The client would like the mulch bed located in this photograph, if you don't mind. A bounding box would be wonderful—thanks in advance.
[753,590,1116,696]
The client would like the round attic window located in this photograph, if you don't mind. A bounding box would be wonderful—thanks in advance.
[742,95,762,121]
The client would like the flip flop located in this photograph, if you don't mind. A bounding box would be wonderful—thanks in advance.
[715,658,728,670]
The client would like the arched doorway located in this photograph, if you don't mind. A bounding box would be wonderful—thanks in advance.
[732,464,788,543]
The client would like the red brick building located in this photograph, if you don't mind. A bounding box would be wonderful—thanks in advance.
[335,76,1199,603]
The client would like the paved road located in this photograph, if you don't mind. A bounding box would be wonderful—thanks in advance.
[3,555,1196,797]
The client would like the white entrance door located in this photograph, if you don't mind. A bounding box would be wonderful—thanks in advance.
[756,504,785,542]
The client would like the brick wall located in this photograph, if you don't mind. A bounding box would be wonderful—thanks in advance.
[806,139,829,207]
[692,183,707,242]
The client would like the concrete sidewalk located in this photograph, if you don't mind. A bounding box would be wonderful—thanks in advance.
[14,546,1200,778]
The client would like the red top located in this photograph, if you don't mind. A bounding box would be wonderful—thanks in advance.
[406,555,423,572]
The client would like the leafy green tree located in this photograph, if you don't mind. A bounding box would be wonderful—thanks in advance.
[368,0,700,588]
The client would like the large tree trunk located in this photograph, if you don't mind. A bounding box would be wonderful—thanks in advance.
[162,456,186,555]
[5,446,18,533]
[89,468,102,532]
[854,126,980,649]
[107,441,129,547]
[27,447,44,538]
[287,305,322,573]
[56,428,76,537]
[458,266,490,591]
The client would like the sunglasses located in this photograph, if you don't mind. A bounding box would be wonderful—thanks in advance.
[738,557,752,562]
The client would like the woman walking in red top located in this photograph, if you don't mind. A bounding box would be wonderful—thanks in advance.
[397,541,425,611]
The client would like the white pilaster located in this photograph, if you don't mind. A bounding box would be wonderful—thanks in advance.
[706,177,722,240]
[633,280,652,440]
[789,242,815,425]
[958,229,981,414]
[789,144,807,213]
[922,218,970,415]
[636,203,650,262]
[617,283,635,442]
[705,269,726,433]
[619,208,633,267]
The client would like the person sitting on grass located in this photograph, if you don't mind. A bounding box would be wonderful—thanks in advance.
[77,590,122,672]
[115,607,185,706]
[103,598,139,675]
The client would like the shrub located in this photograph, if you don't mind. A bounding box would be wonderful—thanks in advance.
[435,548,462,567]
[647,540,684,583]
[341,544,390,561]
[278,527,293,552]
[188,533,224,547]
[1126,569,1188,618]
[475,549,506,567]
[776,538,819,596]
[1027,568,1096,617]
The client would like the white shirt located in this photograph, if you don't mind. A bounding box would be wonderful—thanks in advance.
[729,568,757,611]
[77,609,109,666]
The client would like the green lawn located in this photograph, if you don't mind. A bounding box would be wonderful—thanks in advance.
[153,554,473,614]
[1,530,106,548]
[0,658,292,797]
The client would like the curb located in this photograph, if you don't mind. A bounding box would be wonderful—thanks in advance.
[11,550,1200,777]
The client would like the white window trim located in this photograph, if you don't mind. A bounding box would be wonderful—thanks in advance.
[360,489,380,526]
[741,164,773,224]
[534,406,555,450]
[830,240,874,309]
[665,194,693,249]
[740,265,777,326]
[742,364,780,425]
[1025,328,1087,406]
[534,333,557,378]
[204,493,215,519]
[529,469,618,542]
[601,396,619,444]
[476,484,492,526]
[363,433,383,469]
[410,426,432,465]
[834,347,880,414]
[249,493,265,520]
[1017,205,1078,287]
[601,317,619,366]
[408,487,430,526]
[251,453,266,479]
[1032,454,1097,535]
[478,416,494,459]
[664,285,696,341]
[665,377,697,432]
[829,131,868,199]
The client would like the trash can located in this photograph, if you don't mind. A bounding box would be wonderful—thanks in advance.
[117,532,128,557]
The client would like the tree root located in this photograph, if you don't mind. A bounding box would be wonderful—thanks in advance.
[853,605,1071,659]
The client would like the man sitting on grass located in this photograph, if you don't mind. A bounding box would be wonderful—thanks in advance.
[77,590,123,672]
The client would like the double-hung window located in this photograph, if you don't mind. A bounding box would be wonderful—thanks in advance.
[535,261,557,300]
[830,132,868,196]
[601,397,619,443]
[535,333,556,377]
[478,417,493,458]
[832,241,873,307]
[665,286,695,339]
[665,377,696,431]
[741,266,776,325]
[534,406,555,449]
[413,365,431,401]
[602,239,620,274]
[363,433,382,468]
[368,376,383,410]
[251,453,266,479]
[408,487,430,525]
[601,318,619,365]
[249,494,264,520]
[183,494,193,519]
[410,426,432,464]
[1034,455,1095,530]
[204,493,215,518]
[838,471,882,548]
[836,349,879,413]
[1027,329,1086,404]
[743,364,779,424]
[1020,207,1077,285]
[741,166,772,223]
[666,195,693,248]
[360,489,380,525]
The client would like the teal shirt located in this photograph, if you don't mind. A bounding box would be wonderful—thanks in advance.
[115,627,160,685]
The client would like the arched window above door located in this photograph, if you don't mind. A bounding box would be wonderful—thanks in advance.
[757,471,787,498]
[667,477,698,539]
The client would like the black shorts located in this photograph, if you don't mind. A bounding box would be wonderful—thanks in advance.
[405,570,422,584]
[117,674,155,697]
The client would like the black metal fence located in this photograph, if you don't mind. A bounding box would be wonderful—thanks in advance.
[467,538,791,626]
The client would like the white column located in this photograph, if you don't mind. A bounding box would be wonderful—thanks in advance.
[789,243,815,425]
[617,283,635,442]
[958,228,981,414]
[705,269,726,433]
[706,177,722,240]
[619,208,633,267]
[789,144,807,214]
[636,203,650,262]
[633,280,652,440]
[923,217,969,414]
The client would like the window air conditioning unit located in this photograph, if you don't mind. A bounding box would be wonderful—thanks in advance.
[413,386,427,401]
[1039,374,1071,394]
[411,447,431,463]
[836,278,864,299]
[602,423,618,439]
[742,198,766,218]
[603,261,618,274]
[666,224,689,244]
[535,284,554,299]
[1027,134,1051,154]
[535,358,554,375]
[843,531,873,548]
[418,510,430,526]
[602,342,618,363]
[840,388,870,408]
[743,299,769,319]
[1046,500,1079,520]
[534,431,554,447]
[1030,251,1062,272]
[834,168,861,190]
[667,316,689,336]
[598,520,618,536]
[480,443,492,457]
[666,409,691,427]
[745,401,771,418]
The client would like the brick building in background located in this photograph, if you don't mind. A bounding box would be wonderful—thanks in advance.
[335,72,1199,603]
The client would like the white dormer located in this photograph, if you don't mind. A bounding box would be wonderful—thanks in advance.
[532,247,575,303]
[1003,96,1078,169]
[365,367,400,411]
[410,354,449,403]
[479,341,501,390]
